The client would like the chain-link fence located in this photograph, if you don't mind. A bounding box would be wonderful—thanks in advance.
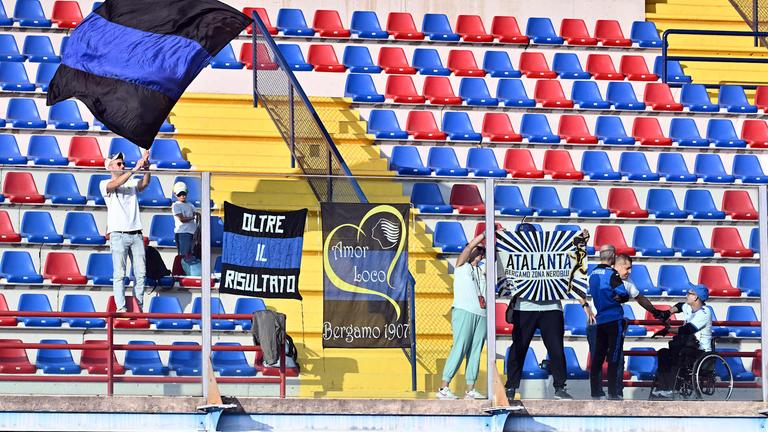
[730,0,768,47]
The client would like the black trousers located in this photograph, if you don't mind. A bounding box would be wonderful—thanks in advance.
[505,309,566,390]
[655,346,703,391]
[589,319,626,397]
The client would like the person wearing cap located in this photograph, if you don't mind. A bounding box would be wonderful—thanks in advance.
[101,150,151,313]
[650,285,712,399]
[171,181,198,262]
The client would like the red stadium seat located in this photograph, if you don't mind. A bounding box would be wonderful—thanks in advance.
[406,111,446,140]
[51,1,83,28]
[585,54,623,80]
[68,137,105,167]
[450,184,486,214]
[482,113,523,142]
[385,76,425,103]
[456,15,494,42]
[313,10,351,37]
[722,190,757,220]
[519,52,557,78]
[534,80,574,108]
[307,45,346,72]
[423,76,462,105]
[378,47,416,74]
[756,86,768,112]
[504,149,544,178]
[496,302,513,334]
[106,296,150,329]
[243,7,278,35]
[741,120,768,148]
[644,83,683,111]
[632,117,672,146]
[560,19,597,45]
[0,210,21,243]
[80,340,125,374]
[594,225,636,256]
[711,227,753,257]
[607,188,649,218]
[387,12,424,40]
[558,115,598,144]
[3,172,44,203]
[619,55,658,81]
[594,20,632,46]
[447,50,485,77]
[0,339,35,373]
[698,266,741,297]
[491,16,529,44]
[240,43,278,70]
[753,350,762,377]
[542,150,583,180]
[644,305,674,333]
[43,252,87,285]
[0,294,15,326]
[474,222,503,238]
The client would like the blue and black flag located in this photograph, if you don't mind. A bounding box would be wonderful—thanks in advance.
[46,0,250,148]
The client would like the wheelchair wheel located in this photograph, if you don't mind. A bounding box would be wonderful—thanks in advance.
[693,353,733,401]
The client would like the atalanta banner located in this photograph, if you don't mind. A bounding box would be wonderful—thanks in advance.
[321,203,410,348]
[219,202,307,300]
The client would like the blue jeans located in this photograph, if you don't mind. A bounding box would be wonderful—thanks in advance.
[175,232,194,258]
[110,232,145,311]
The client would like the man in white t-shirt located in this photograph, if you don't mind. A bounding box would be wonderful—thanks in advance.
[100,151,151,313]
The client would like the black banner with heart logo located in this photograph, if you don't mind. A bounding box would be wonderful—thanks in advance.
[321,203,411,348]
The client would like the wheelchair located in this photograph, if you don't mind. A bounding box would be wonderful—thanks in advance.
[649,338,734,401]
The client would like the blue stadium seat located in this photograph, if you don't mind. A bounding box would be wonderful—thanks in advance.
[433,221,467,253]
[737,267,760,297]
[172,176,207,208]
[552,53,591,79]
[343,46,381,73]
[633,226,674,256]
[563,346,588,379]
[658,265,705,296]
[683,190,726,220]
[495,185,533,216]
[529,186,570,216]
[412,48,450,75]
[619,152,658,181]
[21,211,63,243]
[1,251,43,283]
[606,82,645,110]
[149,296,193,330]
[706,306,730,337]
[22,35,59,62]
[631,264,661,295]
[653,57,691,83]
[595,116,635,145]
[86,253,118,286]
[694,154,735,183]
[125,341,169,375]
[0,134,27,164]
[0,1,12,26]
[622,306,647,336]
[733,154,768,184]
[627,347,656,380]
[466,148,506,177]
[160,119,174,132]
[63,212,105,245]
[149,139,190,169]
[28,136,68,165]
[669,118,709,147]
[725,306,761,338]
[0,34,25,62]
[212,342,257,376]
[716,348,756,381]
[108,138,142,168]
[520,114,560,143]
[571,81,611,109]
[390,146,430,175]
[350,11,389,39]
[169,341,201,376]
[210,216,224,248]
[459,78,498,106]
[555,224,581,232]
[442,112,483,140]
[680,84,719,112]
[671,226,714,257]
[706,119,746,148]
[718,85,757,113]
[280,44,317,73]
[61,294,105,328]
[6,98,46,128]
[497,79,536,107]
[87,174,110,205]
[569,187,610,217]
[149,215,175,246]
[13,0,51,27]
[344,74,385,102]
[276,8,314,36]
[45,173,86,204]
[427,147,469,175]
[18,293,61,326]
[368,110,408,139]
[646,189,687,218]
[483,51,521,78]
[564,303,588,335]
[630,21,662,47]
[210,44,243,69]
[505,346,548,379]
[657,153,697,182]
[36,339,80,374]
[526,17,564,44]
[192,297,236,330]
[0,62,35,91]
[137,177,172,207]
[234,297,266,330]
[749,227,759,254]
[581,151,621,180]
[422,13,459,41]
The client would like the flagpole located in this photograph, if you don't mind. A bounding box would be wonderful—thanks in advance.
[484,178,496,401]
[201,171,212,399]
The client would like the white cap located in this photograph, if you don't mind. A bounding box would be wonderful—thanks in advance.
[104,152,124,169]
[173,181,188,195]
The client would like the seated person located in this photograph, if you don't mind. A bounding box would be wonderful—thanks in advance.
[650,286,712,399]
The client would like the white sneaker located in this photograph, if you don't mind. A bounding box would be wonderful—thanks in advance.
[436,387,458,400]
[650,389,673,398]
[464,389,485,400]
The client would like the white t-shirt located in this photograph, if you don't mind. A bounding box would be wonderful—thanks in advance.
[172,201,196,234]
[452,262,487,317]
[682,303,713,352]
[100,178,142,233]
[514,298,563,312]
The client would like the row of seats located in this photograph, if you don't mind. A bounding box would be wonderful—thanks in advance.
[0,0,89,28]
[0,34,61,62]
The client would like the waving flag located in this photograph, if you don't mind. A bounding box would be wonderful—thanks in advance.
[46,0,250,148]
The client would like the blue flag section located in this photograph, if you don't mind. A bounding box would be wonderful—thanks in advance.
[46,0,250,149]
[321,203,411,349]
[219,202,307,300]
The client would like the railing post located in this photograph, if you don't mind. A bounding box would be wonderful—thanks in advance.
[409,273,417,392]
[107,314,114,396]
[252,13,258,108]
[279,336,286,398]
[759,185,768,402]
[289,83,295,169]
[754,0,759,47]
[484,178,496,401]
[201,172,213,399]
[662,30,668,84]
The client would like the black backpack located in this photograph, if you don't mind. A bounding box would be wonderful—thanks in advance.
[145,245,171,282]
